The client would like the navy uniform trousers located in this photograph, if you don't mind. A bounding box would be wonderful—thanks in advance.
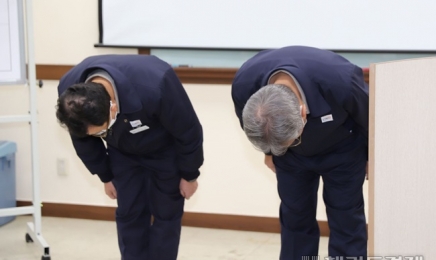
[273,135,367,260]
[109,147,184,260]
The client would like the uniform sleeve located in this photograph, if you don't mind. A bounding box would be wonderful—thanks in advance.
[231,89,245,129]
[158,69,204,181]
[58,69,113,183]
[344,66,369,143]
[231,78,251,130]
[71,135,113,183]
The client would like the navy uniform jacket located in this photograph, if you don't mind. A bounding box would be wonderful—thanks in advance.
[58,55,204,182]
[232,46,368,157]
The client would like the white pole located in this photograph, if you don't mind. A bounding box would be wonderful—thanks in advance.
[25,0,42,236]
[25,1,49,256]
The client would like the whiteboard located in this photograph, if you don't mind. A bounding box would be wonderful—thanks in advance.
[99,0,436,51]
[0,0,26,85]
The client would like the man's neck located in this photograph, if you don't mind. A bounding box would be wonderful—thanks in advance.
[91,77,116,102]
[270,72,302,101]
[270,72,307,120]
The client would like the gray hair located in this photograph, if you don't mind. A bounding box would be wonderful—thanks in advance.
[242,84,303,156]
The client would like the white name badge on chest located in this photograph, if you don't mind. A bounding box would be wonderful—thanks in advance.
[129,125,149,134]
[130,120,142,128]
[321,114,333,123]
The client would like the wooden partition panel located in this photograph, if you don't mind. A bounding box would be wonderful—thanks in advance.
[369,57,436,258]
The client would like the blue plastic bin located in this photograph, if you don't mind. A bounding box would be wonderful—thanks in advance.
[0,141,17,226]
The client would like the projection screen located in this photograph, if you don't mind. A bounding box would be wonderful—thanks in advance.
[99,0,436,51]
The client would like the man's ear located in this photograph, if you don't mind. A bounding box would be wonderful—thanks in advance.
[300,104,307,117]
[110,101,118,114]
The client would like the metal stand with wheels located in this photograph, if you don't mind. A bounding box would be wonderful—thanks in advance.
[0,0,50,259]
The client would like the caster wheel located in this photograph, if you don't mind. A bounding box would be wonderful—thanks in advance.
[41,256,51,260]
[25,233,33,243]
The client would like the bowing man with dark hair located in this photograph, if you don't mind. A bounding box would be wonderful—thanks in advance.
[56,54,203,260]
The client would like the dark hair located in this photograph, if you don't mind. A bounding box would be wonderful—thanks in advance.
[56,82,111,137]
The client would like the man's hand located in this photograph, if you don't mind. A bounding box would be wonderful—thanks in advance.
[104,181,117,199]
[265,155,276,173]
[179,179,198,200]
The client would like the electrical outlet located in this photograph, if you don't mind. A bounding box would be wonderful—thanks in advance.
[57,158,68,176]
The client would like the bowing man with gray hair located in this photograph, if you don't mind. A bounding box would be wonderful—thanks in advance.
[231,46,369,259]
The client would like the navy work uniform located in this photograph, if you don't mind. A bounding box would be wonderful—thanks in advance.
[58,55,204,260]
[232,46,368,259]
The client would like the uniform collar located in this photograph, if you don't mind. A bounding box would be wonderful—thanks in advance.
[80,64,142,114]
[262,66,331,118]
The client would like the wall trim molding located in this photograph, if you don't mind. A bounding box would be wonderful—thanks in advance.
[35,65,369,85]
[16,201,330,236]
[36,65,73,81]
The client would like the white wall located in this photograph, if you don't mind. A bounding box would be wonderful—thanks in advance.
[0,0,369,221]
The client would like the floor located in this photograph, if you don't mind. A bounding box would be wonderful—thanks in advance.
[0,216,329,260]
